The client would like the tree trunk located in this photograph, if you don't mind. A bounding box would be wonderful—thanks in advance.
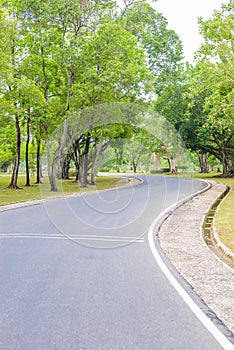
[79,154,89,187]
[25,116,30,186]
[46,139,51,180]
[8,116,21,189]
[221,150,230,176]
[167,156,177,174]
[47,139,58,191]
[49,164,57,192]
[79,134,90,188]
[230,158,234,177]
[35,138,42,184]
[48,120,68,191]
[209,164,214,172]
[155,155,161,171]
[72,142,80,182]
[198,153,208,173]
[79,161,86,188]
[217,159,221,173]
[91,143,103,185]
[57,159,62,180]
[62,154,71,180]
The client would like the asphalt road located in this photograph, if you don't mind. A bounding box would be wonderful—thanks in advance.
[0,176,232,349]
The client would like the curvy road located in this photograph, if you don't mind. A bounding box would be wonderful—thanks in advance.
[0,176,233,350]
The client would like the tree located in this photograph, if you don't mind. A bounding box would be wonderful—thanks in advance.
[121,1,183,95]
[0,7,15,171]
[121,1,187,173]
[54,21,149,189]
[69,21,149,108]
[0,4,26,189]
[190,1,234,176]
[0,122,15,172]
[1,0,190,190]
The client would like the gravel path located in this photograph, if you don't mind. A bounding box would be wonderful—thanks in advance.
[158,181,234,334]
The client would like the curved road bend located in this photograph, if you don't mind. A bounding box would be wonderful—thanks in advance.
[0,176,233,349]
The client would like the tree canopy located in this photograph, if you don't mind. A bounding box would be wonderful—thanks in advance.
[0,0,233,192]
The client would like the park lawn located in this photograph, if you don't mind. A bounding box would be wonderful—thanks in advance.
[164,172,234,254]
[212,178,234,253]
[0,174,126,206]
[193,174,234,254]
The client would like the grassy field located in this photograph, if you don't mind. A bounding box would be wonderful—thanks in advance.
[211,178,234,252]
[191,173,234,253]
[149,171,234,254]
[0,174,127,206]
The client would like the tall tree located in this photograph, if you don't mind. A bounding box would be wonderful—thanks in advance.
[48,21,149,190]
[190,1,234,176]
[121,1,183,95]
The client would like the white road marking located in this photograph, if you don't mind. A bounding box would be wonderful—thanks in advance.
[0,233,144,243]
[148,181,234,350]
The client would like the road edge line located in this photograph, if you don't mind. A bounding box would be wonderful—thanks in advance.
[148,180,234,350]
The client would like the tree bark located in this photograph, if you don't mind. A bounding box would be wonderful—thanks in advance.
[48,120,68,191]
[155,155,161,171]
[79,134,90,188]
[220,149,233,176]
[8,116,21,189]
[91,142,103,185]
[79,161,86,188]
[25,116,30,186]
[221,150,230,176]
[230,158,234,177]
[46,139,51,180]
[49,165,57,192]
[198,153,209,173]
[35,138,42,184]
[57,159,62,180]
[73,145,80,182]
[167,155,177,174]
[62,154,71,180]
[212,132,233,176]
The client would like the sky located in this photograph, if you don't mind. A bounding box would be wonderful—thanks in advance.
[149,0,228,62]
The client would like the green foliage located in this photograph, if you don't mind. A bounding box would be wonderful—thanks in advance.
[194,2,234,124]
[70,21,149,108]
[1,0,233,191]
[121,1,183,94]
[188,2,234,175]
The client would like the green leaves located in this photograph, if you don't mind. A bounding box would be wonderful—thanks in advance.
[69,21,148,108]
[195,1,234,120]
[121,1,183,94]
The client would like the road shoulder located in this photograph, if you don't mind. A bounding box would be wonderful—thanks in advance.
[0,176,140,212]
[158,181,234,334]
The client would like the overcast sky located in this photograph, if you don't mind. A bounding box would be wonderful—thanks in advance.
[149,0,228,62]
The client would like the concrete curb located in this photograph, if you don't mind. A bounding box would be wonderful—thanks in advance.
[203,181,234,267]
[0,176,141,212]
[158,180,234,335]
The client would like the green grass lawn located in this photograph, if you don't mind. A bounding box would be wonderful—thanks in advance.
[151,171,234,254]
[211,178,234,253]
[0,174,127,206]
[192,173,234,254]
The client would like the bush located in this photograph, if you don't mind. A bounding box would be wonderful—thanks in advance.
[150,170,163,174]
[99,166,110,172]
[177,165,189,173]
[161,168,170,173]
